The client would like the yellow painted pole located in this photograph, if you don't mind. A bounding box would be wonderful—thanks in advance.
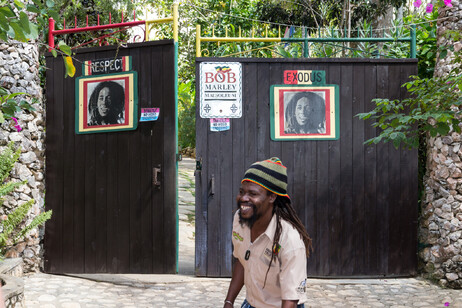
[145,10,149,41]
[173,3,178,42]
[196,24,201,57]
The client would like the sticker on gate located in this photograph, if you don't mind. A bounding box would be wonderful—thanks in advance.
[210,118,230,132]
[140,108,160,122]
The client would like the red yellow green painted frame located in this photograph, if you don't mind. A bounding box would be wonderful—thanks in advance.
[75,71,138,134]
[270,84,339,141]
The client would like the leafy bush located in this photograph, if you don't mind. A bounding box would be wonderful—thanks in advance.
[0,142,52,258]
[382,11,438,78]
[178,81,196,149]
[357,30,462,149]
[0,86,36,123]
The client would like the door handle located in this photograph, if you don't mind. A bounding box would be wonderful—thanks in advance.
[153,165,161,188]
[209,174,215,196]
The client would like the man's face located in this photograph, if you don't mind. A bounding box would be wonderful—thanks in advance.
[236,181,275,228]
[97,87,111,117]
[295,97,312,126]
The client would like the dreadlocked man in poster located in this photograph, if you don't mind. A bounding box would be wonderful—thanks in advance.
[88,81,125,126]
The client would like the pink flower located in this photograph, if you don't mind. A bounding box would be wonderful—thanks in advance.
[445,302,450,307]
[1,215,7,221]
[413,0,422,7]
[11,117,21,132]
[444,0,452,6]
[426,3,433,12]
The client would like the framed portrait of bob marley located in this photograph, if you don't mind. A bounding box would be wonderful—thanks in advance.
[270,84,339,141]
[75,71,138,134]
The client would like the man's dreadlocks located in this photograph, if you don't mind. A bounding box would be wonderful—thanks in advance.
[263,195,312,288]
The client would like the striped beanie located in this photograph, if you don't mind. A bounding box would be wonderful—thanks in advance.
[242,157,290,199]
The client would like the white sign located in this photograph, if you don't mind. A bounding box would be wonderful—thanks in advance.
[200,62,242,118]
[210,118,230,132]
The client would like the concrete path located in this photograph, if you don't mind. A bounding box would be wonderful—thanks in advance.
[23,158,462,307]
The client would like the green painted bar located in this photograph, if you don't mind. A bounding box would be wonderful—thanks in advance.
[282,37,412,43]
[410,25,417,58]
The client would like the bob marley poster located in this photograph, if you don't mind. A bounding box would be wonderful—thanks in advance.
[75,71,138,134]
[270,85,339,141]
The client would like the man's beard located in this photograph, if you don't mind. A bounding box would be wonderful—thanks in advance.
[237,201,260,228]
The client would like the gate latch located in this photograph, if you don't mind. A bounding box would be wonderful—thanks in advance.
[194,158,202,176]
[153,165,161,189]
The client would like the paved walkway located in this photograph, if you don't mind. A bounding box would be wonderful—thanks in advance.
[23,158,462,307]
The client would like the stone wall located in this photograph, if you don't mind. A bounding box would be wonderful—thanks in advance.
[419,1,462,288]
[0,41,45,273]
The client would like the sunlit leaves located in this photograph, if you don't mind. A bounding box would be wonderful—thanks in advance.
[58,40,72,56]
[64,56,75,77]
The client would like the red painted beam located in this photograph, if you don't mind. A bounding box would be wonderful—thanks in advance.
[51,20,145,35]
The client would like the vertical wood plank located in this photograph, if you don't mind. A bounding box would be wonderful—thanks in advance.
[137,46,154,274]
[326,64,341,276]
[363,63,378,275]
[195,59,208,276]
[106,131,118,272]
[128,48,142,273]
[316,138,329,275]
[376,64,390,275]
[255,63,269,162]
[339,64,354,275]
[219,126,234,276]
[62,55,76,272]
[161,44,177,273]
[44,55,61,272]
[399,63,419,275]
[352,64,366,275]
[387,64,403,275]
[206,144,220,276]
[94,133,108,273]
[268,63,282,159]
[151,44,165,273]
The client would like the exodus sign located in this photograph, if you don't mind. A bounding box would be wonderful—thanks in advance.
[283,70,326,85]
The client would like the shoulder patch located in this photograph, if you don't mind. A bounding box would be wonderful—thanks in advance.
[232,231,243,241]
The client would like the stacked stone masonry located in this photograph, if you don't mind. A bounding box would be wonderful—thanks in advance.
[0,41,45,273]
[419,1,462,288]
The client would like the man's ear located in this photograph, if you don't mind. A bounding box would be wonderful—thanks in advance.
[269,193,276,204]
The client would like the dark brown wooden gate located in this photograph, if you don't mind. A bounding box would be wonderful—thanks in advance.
[195,58,418,278]
[45,40,177,274]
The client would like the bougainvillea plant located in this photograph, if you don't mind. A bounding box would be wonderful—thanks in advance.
[414,0,452,13]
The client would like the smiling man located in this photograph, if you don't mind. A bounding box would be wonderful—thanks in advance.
[224,157,312,308]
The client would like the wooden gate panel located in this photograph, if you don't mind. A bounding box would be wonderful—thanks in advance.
[196,58,418,278]
[45,41,176,274]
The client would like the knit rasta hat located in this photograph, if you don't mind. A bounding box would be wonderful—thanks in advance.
[242,157,290,199]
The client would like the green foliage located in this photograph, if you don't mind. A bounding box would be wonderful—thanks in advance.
[255,0,406,30]
[383,10,438,78]
[0,142,52,257]
[0,142,20,183]
[0,86,36,122]
[357,31,462,149]
[178,81,196,149]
